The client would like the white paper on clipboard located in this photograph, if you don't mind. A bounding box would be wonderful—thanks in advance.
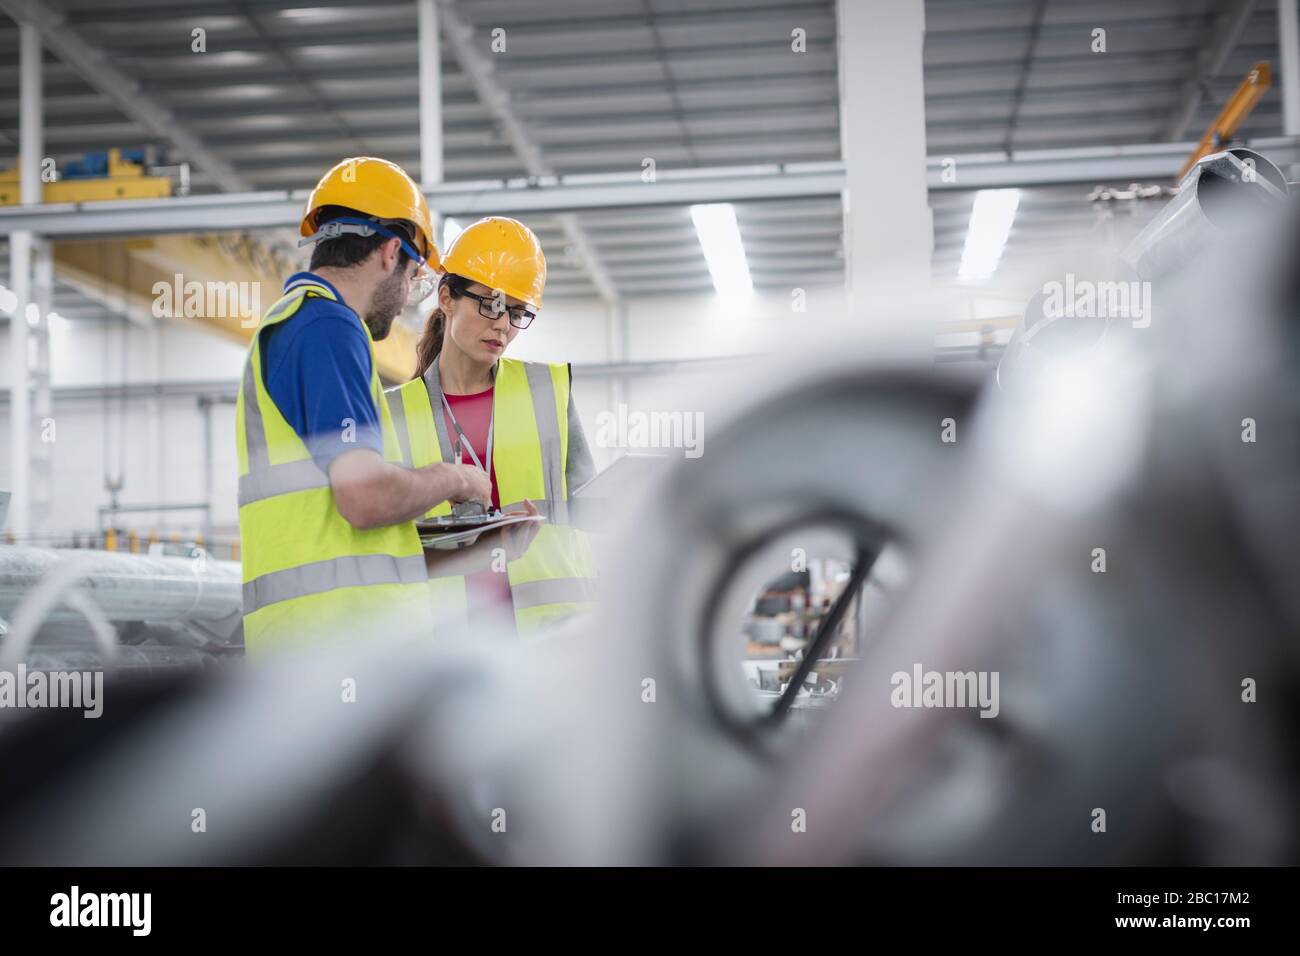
[419,513,545,550]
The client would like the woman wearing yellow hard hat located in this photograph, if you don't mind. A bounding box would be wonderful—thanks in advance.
[386,216,598,636]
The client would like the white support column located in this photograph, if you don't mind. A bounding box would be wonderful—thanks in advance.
[29,238,52,530]
[836,0,933,318]
[8,17,43,540]
[8,232,32,541]
[605,301,628,466]
[418,0,444,246]
[1280,0,1300,179]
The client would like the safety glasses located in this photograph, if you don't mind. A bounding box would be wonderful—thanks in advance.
[407,264,439,306]
[461,289,537,329]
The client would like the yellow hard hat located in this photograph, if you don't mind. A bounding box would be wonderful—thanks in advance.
[442,217,547,309]
[300,157,440,270]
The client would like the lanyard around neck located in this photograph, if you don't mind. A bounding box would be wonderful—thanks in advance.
[440,388,494,480]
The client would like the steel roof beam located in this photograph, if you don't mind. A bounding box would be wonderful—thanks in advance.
[436,0,619,304]
[1164,0,1257,141]
[0,163,846,235]
[4,136,1299,238]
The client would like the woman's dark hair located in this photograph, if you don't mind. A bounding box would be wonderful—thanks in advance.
[414,273,473,379]
[308,205,415,271]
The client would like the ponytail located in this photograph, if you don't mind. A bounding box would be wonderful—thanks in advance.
[414,308,444,379]
[413,273,470,380]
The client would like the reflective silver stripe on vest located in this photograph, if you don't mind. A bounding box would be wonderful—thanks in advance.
[420,360,566,519]
[241,285,344,501]
[241,283,335,478]
[238,458,330,505]
[510,576,596,610]
[523,362,568,524]
[421,362,457,464]
[387,384,414,467]
[242,353,270,470]
[243,553,428,612]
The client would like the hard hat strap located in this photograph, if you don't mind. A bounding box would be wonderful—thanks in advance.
[298,215,427,267]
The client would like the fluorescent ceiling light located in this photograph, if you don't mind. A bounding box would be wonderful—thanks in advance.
[226,84,282,100]
[278,8,361,23]
[690,203,753,298]
[957,188,1021,282]
[442,216,463,251]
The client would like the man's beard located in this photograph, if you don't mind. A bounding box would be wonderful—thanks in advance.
[363,266,406,340]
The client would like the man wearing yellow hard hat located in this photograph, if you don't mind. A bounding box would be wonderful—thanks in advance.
[235,157,491,652]
[387,216,598,635]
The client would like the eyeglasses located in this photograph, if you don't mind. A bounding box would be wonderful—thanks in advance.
[461,289,537,329]
[406,264,439,306]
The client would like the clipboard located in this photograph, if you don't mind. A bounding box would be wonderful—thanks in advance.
[417,512,546,550]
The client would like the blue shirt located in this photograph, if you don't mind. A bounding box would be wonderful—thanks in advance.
[261,273,384,473]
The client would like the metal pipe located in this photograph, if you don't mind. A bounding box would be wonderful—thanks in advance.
[0,380,239,404]
[0,552,119,668]
[1281,0,1300,179]
[19,18,41,206]
[200,397,214,543]
[1281,0,1300,137]
[418,0,443,190]
[1121,147,1288,280]
[0,546,242,625]
[23,643,234,672]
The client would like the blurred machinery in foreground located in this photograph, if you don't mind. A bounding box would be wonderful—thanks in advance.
[1002,147,1290,394]
[0,153,1296,867]
[1000,146,1290,394]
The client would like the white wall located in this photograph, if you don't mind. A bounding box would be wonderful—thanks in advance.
[1,315,248,546]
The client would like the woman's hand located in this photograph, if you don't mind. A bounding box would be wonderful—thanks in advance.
[500,498,541,561]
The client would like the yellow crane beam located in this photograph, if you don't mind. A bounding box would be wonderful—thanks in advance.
[4,146,418,383]
[51,235,420,383]
[0,148,173,204]
[1176,61,1273,182]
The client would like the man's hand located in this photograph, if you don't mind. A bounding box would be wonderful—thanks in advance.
[423,498,543,578]
[441,463,492,505]
[330,449,491,530]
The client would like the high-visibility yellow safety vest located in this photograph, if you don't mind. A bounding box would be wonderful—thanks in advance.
[236,279,433,653]
[386,358,597,634]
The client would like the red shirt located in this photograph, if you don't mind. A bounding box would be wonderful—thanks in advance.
[442,387,500,509]
[442,386,513,618]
